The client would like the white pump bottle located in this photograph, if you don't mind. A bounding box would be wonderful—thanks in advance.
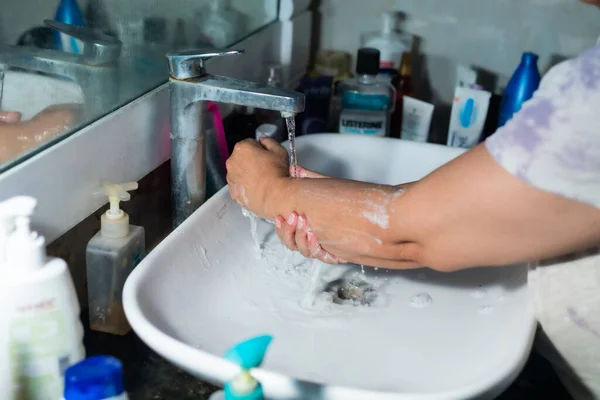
[0,196,85,400]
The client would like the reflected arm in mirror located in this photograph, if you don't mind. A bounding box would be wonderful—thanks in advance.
[227,140,600,272]
[0,104,81,164]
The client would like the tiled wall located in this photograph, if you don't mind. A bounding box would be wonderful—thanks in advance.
[317,0,600,102]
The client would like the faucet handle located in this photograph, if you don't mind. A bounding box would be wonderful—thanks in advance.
[44,19,121,65]
[166,49,244,80]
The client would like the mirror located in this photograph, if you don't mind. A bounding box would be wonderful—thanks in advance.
[0,0,279,171]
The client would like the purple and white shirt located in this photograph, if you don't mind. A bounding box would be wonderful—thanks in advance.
[486,45,600,399]
[486,44,600,208]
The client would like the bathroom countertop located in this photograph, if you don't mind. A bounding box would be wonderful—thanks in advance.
[84,312,572,400]
[83,313,218,400]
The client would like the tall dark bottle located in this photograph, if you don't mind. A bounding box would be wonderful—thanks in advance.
[497,52,541,128]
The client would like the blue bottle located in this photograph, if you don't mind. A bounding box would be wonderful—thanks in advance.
[64,356,129,400]
[497,52,541,128]
[53,0,85,54]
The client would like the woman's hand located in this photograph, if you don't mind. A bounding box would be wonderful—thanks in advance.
[0,111,22,124]
[226,137,291,218]
[273,165,346,264]
[0,104,80,163]
[275,211,347,264]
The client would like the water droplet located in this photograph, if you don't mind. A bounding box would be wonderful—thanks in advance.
[410,293,432,308]
[374,267,379,271]
[471,288,487,299]
[417,272,427,280]
[360,264,365,274]
[478,305,494,314]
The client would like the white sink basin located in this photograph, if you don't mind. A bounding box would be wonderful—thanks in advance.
[1,70,83,120]
[124,134,536,400]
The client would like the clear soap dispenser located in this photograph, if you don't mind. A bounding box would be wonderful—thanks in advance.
[86,182,145,335]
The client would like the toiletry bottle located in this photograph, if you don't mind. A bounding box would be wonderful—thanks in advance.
[64,356,129,400]
[256,65,286,141]
[87,182,145,336]
[361,11,412,77]
[0,196,85,400]
[198,0,245,49]
[172,18,188,50]
[54,0,86,53]
[390,52,414,138]
[497,52,541,128]
[309,50,352,131]
[338,48,396,137]
[85,0,112,35]
[448,87,492,148]
[208,335,273,400]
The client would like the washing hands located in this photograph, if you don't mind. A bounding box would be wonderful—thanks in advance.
[226,136,344,264]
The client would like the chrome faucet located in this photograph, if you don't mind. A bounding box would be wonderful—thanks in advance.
[0,20,121,119]
[166,49,305,228]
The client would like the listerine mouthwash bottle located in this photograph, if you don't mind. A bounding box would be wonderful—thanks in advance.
[338,48,396,137]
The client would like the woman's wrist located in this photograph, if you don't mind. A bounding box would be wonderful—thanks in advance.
[264,176,296,220]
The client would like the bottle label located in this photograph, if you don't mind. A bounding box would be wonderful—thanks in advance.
[339,110,387,137]
[342,92,390,112]
[380,50,403,70]
[401,107,428,142]
[10,298,69,399]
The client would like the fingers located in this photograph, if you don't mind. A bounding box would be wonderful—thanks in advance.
[280,212,298,251]
[258,136,288,157]
[274,211,348,265]
[0,111,22,124]
[292,165,328,179]
[295,215,311,257]
[307,230,346,265]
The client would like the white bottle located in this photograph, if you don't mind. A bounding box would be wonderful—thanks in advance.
[0,196,85,400]
[86,182,145,336]
[198,0,245,48]
[361,11,412,73]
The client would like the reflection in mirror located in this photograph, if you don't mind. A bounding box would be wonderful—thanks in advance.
[0,0,279,171]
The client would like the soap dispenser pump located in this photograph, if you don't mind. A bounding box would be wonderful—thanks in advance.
[209,335,273,400]
[0,196,85,399]
[86,182,145,335]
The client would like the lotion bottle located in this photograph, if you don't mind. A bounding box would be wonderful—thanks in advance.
[0,196,85,399]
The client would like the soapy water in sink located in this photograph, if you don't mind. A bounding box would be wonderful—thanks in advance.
[241,208,262,256]
[233,212,507,320]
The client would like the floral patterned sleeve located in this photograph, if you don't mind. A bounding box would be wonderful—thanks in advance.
[485,44,600,208]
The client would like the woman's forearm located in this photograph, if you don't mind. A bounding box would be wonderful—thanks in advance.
[267,178,424,266]
[267,145,600,271]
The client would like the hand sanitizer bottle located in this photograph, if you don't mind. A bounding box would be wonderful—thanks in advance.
[0,196,85,399]
[86,182,145,336]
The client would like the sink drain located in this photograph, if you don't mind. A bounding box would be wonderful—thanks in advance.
[324,277,377,306]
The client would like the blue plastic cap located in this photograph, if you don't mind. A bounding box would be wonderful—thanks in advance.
[521,52,539,65]
[224,335,273,370]
[64,356,125,400]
